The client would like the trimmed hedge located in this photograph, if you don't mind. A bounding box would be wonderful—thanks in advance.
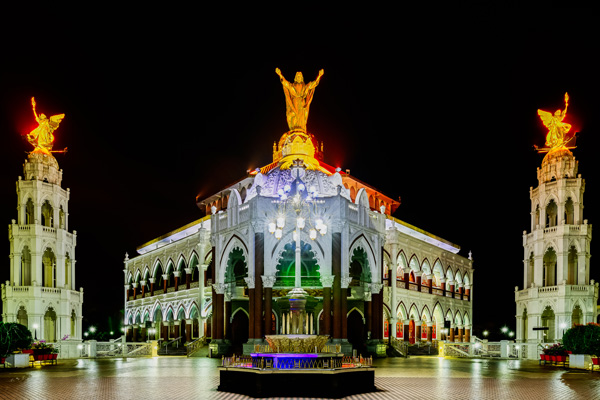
[563,323,600,356]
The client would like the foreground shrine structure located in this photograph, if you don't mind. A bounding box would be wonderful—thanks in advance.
[515,93,597,357]
[1,98,84,342]
[123,70,474,357]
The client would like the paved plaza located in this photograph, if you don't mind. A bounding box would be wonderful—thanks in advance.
[1,356,600,399]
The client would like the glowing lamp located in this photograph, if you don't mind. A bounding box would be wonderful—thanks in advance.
[275,229,283,239]
[315,219,323,228]
[276,217,285,228]
[284,184,291,192]
[319,225,327,235]
[278,188,284,196]
[309,229,317,240]
[268,222,276,233]
[298,183,305,191]
[297,217,305,229]
[281,194,288,200]
[309,186,316,193]
[306,195,312,202]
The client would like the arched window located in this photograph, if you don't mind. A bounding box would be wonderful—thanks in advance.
[25,199,34,224]
[572,305,583,326]
[17,306,28,328]
[543,248,557,286]
[565,197,574,225]
[527,252,534,289]
[567,246,577,285]
[541,306,555,342]
[42,248,56,288]
[59,206,65,229]
[545,199,557,228]
[41,200,54,228]
[21,246,32,286]
[65,253,71,289]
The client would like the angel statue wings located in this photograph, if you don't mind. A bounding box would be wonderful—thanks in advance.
[276,68,324,132]
[27,97,65,155]
[537,93,572,151]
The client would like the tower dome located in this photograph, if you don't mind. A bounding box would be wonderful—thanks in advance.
[537,147,578,185]
[23,150,62,186]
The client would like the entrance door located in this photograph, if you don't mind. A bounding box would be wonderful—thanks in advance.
[409,320,415,344]
[231,311,249,354]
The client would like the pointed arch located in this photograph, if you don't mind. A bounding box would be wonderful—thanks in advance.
[397,251,408,278]
[408,255,420,272]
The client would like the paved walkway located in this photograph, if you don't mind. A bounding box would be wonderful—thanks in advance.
[1,356,600,399]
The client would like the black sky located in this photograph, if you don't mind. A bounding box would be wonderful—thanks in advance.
[1,12,599,338]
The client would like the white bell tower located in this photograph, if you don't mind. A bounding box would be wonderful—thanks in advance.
[1,151,83,342]
[516,147,596,349]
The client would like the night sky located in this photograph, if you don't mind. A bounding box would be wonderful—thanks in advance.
[1,13,599,339]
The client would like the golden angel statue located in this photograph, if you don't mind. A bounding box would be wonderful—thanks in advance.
[27,97,65,155]
[276,68,324,132]
[537,93,572,151]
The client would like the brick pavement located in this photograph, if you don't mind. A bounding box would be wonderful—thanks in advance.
[1,357,600,399]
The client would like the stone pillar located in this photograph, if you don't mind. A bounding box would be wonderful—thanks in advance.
[262,275,276,336]
[163,274,168,293]
[458,285,464,300]
[458,326,463,342]
[403,320,410,342]
[213,283,225,340]
[465,284,470,300]
[415,320,421,342]
[332,232,342,340]
[389,243,398,338]
[224,292,232,341]
[416,275,422,292]
[140,280,146,297]
[341,282,350,340]
[320,275,334,337]
[149,278,155,296]
[370,283,383,340]
[440,278,446,296]
[464,325,471,343]
[245,277,255,339]
[132,324,138,342]
[364,291,372,337]
[449,282,455,298]
[254,233,264,340]
[174,271,180,292]
[404,273,409,290]
[185,319,192,342]
[449,325,455,342]
[185,268,192,289]
[427,275,433,294]
[124,284,131,301]
[426,323,433,343]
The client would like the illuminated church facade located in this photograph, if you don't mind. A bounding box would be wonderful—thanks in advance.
[123,71,474,356]
[1,151,84,342]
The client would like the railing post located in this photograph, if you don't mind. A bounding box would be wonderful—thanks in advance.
[500,340,509,358]
[88,340,97,358]
[122,334,127,356]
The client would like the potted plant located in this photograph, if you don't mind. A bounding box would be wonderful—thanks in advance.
[0,322,33,368]
[563,323,600,369]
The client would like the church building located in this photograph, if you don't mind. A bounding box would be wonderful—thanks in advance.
[122,70,474,356]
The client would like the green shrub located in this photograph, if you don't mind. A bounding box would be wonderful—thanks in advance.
[0,322,34,356]
[563,323,600,356]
